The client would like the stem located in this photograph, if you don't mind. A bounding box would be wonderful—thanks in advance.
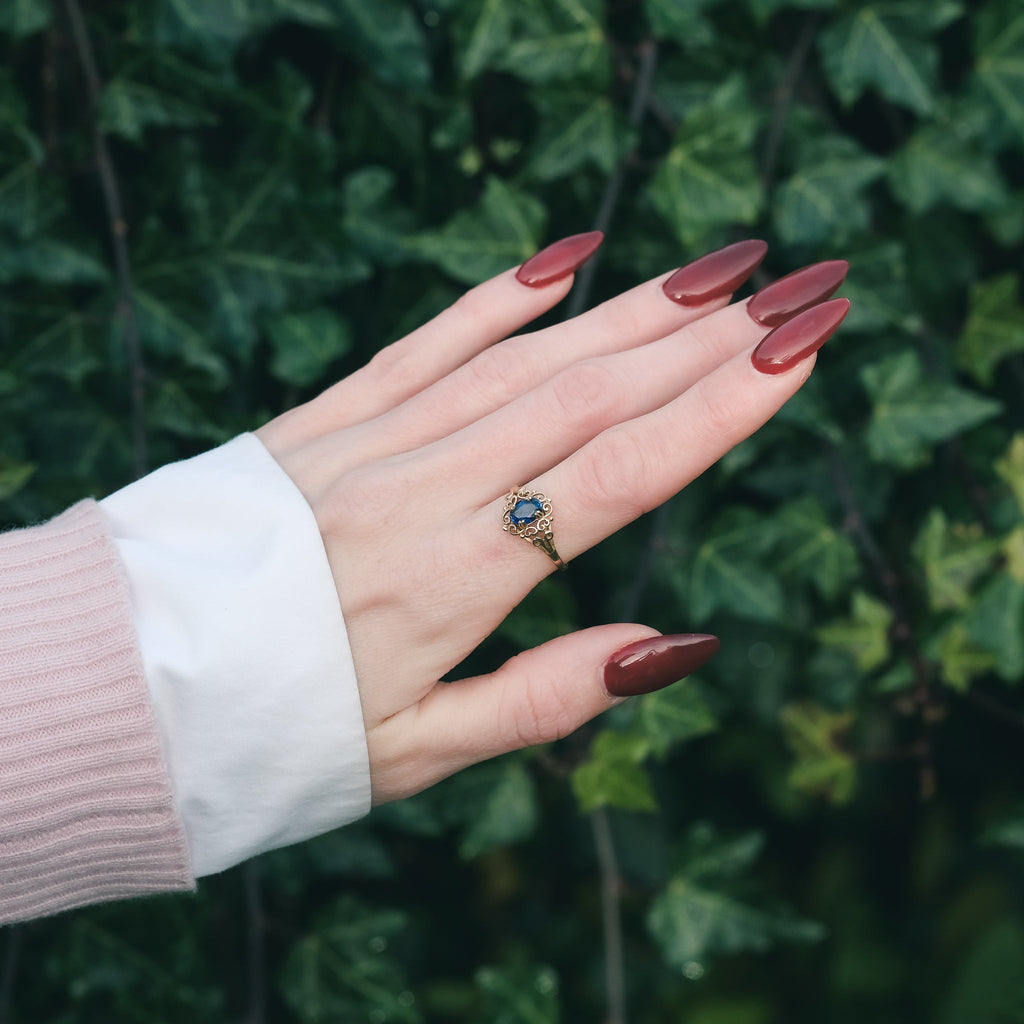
[243,862,267,1024]
[63,0,148,479]
[760,14,819,191]
[566,39,658,320]
[591,807,626,1024]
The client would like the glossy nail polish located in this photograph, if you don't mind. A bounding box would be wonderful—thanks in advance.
[604,634,720,698]
[747,259,849,327]
[515,231,604,287]
[662,239,768,306]
[751,297,850,375]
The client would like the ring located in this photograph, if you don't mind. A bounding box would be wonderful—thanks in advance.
[502,487,567,570]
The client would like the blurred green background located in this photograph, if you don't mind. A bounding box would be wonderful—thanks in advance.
[2,0,1024,1020]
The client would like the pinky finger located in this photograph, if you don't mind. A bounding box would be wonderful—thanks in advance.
[367,625,719,804]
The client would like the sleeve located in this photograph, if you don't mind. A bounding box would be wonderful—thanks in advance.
[99,433,372,878]
[0,501,194,925]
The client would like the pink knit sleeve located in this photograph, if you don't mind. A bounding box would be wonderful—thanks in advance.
[0,500,194,925]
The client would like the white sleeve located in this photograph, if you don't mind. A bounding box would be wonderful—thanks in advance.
[99,433,371,877]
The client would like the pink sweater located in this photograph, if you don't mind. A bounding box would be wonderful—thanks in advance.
[0,501,194,925]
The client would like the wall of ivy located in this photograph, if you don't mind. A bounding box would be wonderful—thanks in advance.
[2,0,1024,1021]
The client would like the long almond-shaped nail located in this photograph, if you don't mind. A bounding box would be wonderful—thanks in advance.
[662,239,768,306]
[604,634,720,698]
[751,297,850,375]
[515,231,604,287]
[747,259,849,327]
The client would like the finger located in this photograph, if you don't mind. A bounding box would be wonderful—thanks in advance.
[413,298,767,502]
[478,299,851,578]
[333,240,771,463]
[259,235,601,450]
[366,625,719,803]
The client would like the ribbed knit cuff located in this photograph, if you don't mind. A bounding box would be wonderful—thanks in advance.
[0,501,194,925]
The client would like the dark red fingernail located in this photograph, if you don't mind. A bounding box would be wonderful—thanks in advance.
[662,239,768,306]
[515,231,604,287]
[751,297,850,375]
[604,634,720,698]
[747,259,849,327]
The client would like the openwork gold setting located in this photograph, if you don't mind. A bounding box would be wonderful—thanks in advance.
[502,487,567,571]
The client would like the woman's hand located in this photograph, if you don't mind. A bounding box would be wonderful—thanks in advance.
[256,234,849,803]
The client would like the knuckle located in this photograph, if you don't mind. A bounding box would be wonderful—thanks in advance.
[461,344,529,406]
[550,360,621,428]
[690,377,744,448]
[576,425,651,515]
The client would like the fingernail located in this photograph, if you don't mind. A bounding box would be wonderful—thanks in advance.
[747,259,849,327]
[515,231,604,287]
[662,239,768,306]
[604,634,720,698]
[751,297,850,375]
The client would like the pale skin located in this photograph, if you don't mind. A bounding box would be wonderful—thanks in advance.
[256,260,818,804]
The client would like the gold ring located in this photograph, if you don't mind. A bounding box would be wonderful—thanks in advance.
[502,487,567,570]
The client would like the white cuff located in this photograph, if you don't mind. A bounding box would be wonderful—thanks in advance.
[100,433,371,876]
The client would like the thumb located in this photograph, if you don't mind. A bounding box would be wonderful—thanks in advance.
[369,625,719,803]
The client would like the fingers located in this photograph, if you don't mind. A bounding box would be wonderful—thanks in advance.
[366,625,720,803]
[475,299,851,580]
[259,236,600,451]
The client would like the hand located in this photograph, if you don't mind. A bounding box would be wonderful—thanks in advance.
[257,234,849,803]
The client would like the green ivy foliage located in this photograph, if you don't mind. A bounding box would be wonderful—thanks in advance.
[2,0,1024,1021]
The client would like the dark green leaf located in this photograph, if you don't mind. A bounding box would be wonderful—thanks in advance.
[266,307,352,387]
[956,274,1024,387]
[819,3,962,115]
[473,965,560,1024]
[571,730,657,814]
[861,349,1002,468]
[411,177,545,285]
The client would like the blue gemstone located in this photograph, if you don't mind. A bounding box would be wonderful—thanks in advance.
[510,498,543,526]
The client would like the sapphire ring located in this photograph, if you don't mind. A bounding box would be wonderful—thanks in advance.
[502,487,567,570]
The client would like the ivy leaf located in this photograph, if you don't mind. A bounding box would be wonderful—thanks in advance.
[981,807,1024,853]
[780,702,857,804]
[817,591,893,672]
[0,460,35,501]
[972,3,1024,145]
[436,760,540,860]
[773,137,885,246]
[995,434,1024,520]
[888,115,1008,215]
[571,730,657,815]
[647,77,763,248]
[647,824,824,969]
[819,2,962,115]
[688,508,786,625]
[525,94,628,181]
[327,0,430,88]
[930,621,996,692]
[956,274,1024,387]
[474,965,559,1024]
[411,176,545,285]
[965,573,1024,682]
[98,80,218,142]
[644,0,716,48]
[265,307,352,388]
[0,239,109,285]
[0,0,50,37]
[280,896,421,1023]
[639,681,718,757]
[498,0,608,85]
[938,922,1024,1024]
[861,349,1002,469]
[774,497,859,601]
[453,0,516,79]
[911,508,999,611]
